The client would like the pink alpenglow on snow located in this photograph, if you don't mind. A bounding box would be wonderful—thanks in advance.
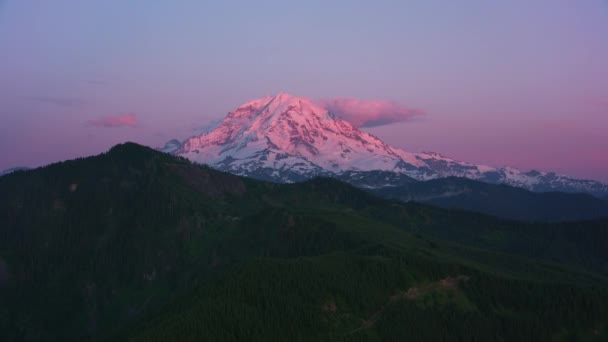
[87,114,138,128]
[176,92,608,195]
[0,2,607,181]
[320,97,424,128]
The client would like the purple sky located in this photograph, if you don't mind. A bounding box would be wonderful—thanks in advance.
[1,1,607,181]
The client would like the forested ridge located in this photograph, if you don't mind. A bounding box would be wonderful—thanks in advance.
[0,143,607,341]
[369,176,608,222]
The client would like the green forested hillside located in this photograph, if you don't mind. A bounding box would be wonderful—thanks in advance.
[1,143,607,341]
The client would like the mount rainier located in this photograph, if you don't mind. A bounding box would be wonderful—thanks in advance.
[174,92,608,198]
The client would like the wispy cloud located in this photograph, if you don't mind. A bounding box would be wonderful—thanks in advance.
[319,97,424,128]
[86,114,137,128]
[28,96,87,109]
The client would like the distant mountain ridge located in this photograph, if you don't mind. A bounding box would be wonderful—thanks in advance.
[175,92,608,198]
[369,176,608,222]
[157,139,181,153]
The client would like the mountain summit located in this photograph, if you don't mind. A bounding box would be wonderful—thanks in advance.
[178,92,431,181]
[177,93,608,196]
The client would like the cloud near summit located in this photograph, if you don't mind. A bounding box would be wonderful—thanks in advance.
[86,114,137,128]
[320,97,424,128]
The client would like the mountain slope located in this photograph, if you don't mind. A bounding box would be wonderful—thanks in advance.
[176,92,608,197]
[2,143,608,341]
[370,177,608,222]
[0,167,31,177]
[0,144,250,341]
[177,92,431,182]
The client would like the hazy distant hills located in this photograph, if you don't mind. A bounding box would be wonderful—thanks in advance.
[369,176,608,222]
[1,143,608,341]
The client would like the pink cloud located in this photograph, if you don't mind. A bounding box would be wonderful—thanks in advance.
[320,97,424,128]
[87,114,137,128]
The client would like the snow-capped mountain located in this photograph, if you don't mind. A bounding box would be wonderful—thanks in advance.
[176,92,608,197]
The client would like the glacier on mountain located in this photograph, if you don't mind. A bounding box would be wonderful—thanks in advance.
[175,92,608,197]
